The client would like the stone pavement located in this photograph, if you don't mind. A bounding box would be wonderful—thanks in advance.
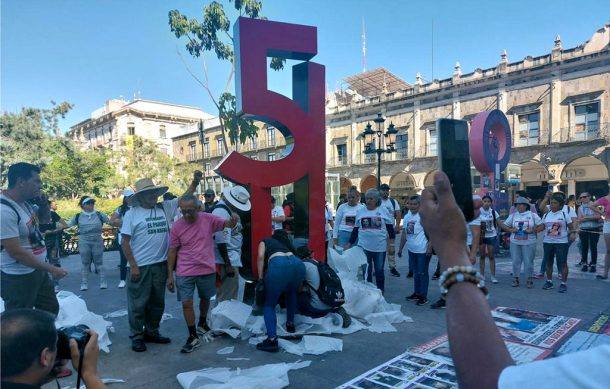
[45,239,610,389]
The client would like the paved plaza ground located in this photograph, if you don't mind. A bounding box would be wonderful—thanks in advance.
[45,238,610,389]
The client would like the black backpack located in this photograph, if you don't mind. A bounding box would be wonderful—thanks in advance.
[305,258,345,307]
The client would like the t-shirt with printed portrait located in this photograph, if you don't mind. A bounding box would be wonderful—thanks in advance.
[504,211,541,245]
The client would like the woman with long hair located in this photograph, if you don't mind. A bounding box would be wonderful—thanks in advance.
[479,195,500,284]
[255,229,305,352]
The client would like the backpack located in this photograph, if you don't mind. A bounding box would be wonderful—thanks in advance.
[305,258,345,307]
[75,211,105,226]
[0,198,38,251]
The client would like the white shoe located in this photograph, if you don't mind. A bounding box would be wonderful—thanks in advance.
[491,276,499,284]
[118,280,126,288]
[100,280,108,289]
[80,282,88,291]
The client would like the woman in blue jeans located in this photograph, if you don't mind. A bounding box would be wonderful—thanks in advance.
[398,195,432,306]
[540,193,576,293]
[256,230,305,352]
[347,188,395,293]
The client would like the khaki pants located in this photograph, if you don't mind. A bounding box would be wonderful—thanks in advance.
[127,261,167,339]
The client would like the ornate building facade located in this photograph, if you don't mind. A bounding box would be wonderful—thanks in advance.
[325,25,610,202]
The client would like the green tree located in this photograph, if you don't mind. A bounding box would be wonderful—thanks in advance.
[42,139,116,199]
[168,0,284,152]
[0,101,73,187]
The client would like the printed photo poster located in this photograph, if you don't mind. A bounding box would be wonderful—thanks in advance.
[337,352,457,389]
[586,314,610,335]
[410,334,551,365]
[557,330,610,355]
[491,307,581,348]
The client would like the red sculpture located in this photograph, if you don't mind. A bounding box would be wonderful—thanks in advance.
[215,17,326,277]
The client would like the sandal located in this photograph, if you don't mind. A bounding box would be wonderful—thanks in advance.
[511,278,519,287]
[526,278,534,289]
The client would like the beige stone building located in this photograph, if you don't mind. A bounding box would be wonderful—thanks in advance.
[68,99,212,157]
[326,24,610,203]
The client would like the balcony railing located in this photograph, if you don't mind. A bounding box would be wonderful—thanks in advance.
[327,156,349,167]
[552,123,610,143]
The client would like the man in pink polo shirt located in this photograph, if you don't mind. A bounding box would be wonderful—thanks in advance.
[167,194,237,353]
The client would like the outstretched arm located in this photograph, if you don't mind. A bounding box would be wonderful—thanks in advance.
[420,171,513,389]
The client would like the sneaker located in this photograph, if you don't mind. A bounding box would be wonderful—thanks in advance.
[431,273,440,280]
[336,306,352,328]
[491,276,498,284]
[582,264,588,272]
[390,268,401,277]
[286,322,296,333]
[80,282,88,291]
[131,339,147,352]
[100,280,108,289]
[558,283,567,293]
[196,323,212,337]
[256,337,279,352]
[416,297,429,306]
[180,335,201,353]
[526,278,534,289]
[542,281,554,290]
[406,271,414,279]
[430,299,446,309]
[511,278,519,287]
[143,334,171,344]
[118,280,126,288]
[533,272,544,279]
[589,265,596,273]
[406,293,419,301]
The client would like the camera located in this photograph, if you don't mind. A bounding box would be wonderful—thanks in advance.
[56,324,91,360]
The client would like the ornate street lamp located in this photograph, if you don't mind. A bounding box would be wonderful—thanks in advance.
[361,113,398,189]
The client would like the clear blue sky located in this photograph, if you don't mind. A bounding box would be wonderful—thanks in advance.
[2,0,608,132]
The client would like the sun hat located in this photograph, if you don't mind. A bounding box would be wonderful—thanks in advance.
[79,197,95,206]
[514,197,531,209]
[222,186,251,212]
[128,178,169,206]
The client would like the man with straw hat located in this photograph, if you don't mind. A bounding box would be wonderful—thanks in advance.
[121,171,202,352]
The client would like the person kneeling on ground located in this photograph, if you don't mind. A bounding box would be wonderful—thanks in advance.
[1,308,106,389]
[295,246,351,328]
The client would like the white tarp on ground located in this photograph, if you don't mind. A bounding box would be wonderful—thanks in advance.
[176,360,311,389]
[206,247,411,340]
[278,335,343,356]
[55,291,113,352]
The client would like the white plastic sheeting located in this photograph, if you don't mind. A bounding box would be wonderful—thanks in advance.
[55,291,113,352]
[278,335,343,356]
[176,360,311,389]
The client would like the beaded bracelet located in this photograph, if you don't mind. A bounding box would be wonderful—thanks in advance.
[439,265,489,298]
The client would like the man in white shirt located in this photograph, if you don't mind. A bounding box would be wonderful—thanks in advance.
[270,196,285,232]
[380,184,401,277]
[1,163,67,315]
[121,171,201,352]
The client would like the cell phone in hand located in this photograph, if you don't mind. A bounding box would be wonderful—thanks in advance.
[437,118,475,221]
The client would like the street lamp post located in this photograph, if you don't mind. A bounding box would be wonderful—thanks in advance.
[197,119,206,192]
[361,113,398,190]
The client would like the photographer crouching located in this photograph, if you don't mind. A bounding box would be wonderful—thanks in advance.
[1,309,106,389]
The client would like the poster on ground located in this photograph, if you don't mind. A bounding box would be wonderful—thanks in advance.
[409,334,552,365]
[585,314,610,335]
[557,330,610,354]
[491,307,581,348]
[337,352,457,389]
